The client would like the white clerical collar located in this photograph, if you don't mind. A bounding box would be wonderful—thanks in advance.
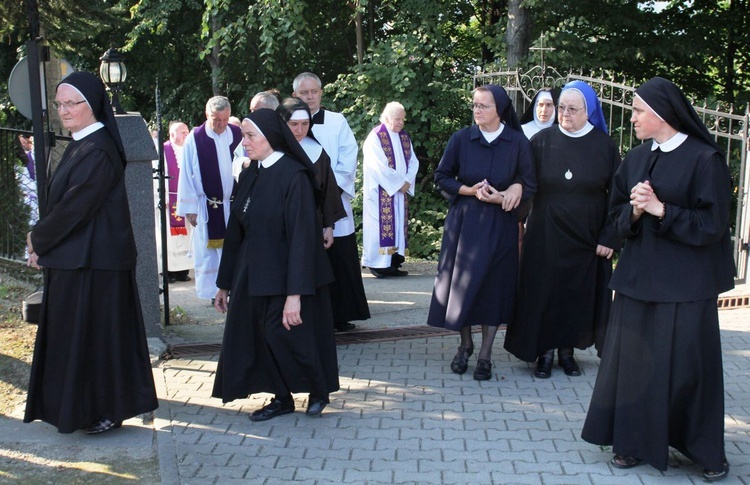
[651,132,688,152]
[559,121,594,138]
[72,122,104,140]
[480,123,505,142]
[259,151,284,168]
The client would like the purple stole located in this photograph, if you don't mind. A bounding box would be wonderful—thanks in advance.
[193,123,242,248]
[26,152,35,180]
[164,142,187,236]
[375,124,411,254]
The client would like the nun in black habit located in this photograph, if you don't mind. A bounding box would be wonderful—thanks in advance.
[211,109,339,421]
[276,97,347,248]
[24,71,158,434]
[504,81,621,377]
[581,77,735,481]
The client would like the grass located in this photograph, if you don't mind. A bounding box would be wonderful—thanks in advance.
[0,277,38,417]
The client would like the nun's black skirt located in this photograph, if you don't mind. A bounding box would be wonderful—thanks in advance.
[581,294,725,471]
[326,233,370,323]
[24,268,158,433]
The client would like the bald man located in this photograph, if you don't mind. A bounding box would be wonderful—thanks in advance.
[156,121,194,282]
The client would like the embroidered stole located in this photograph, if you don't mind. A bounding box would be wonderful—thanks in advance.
[194,124,241,248]
[163,142,187,236]
[375,124,411,255]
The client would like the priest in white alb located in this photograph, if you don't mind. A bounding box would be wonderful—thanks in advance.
[176,96,242,300]
[361,102,419,278]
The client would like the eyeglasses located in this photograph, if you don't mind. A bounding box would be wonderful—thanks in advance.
[557,105,583,116]
[472,103,496,111]
[52,100,87,111]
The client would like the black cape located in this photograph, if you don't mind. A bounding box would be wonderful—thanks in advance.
[504,127,621,361]
[24,128,158,433]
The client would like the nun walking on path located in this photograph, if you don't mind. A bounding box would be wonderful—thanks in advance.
[581,77,735,481]
[211,110,339,421]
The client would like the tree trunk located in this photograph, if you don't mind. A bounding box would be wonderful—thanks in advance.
[506,0,531,68]
[209,16,221,95]
[355,7,364,67]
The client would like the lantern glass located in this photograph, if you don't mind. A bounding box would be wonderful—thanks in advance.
[99,61,127,85]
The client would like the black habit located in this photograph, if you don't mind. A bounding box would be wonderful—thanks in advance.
[211,155,339,402]
[504,127,621,361]
[24,128,158,433]
[581,136,735,472]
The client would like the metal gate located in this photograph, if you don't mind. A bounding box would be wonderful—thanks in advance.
[475,67,750,283]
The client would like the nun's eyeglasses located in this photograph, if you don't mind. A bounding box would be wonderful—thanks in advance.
[557,105,582,116]
[472,103,495,111]
[52,100,87,111]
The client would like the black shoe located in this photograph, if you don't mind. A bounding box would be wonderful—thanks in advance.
[559,355,581,376]
[369,268,388,278]
[168,276,178,283]
[84,417,122,434]
[704,461,729,481]
[390,269,408,277]
[177,275,192,282]
[305,396,328,416]
[473,359,492,380]
[534,352,553,379]
[334,322,356,332]
[450,346,473,374]
[610,454,643,469]
[249,398,295,422]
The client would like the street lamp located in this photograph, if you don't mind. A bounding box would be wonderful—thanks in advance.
[99,47,127,114]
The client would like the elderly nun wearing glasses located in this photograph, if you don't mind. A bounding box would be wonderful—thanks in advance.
[505,80,621,379]
[24,71,158,435]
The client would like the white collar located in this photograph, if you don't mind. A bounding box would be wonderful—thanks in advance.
[480,123,505,142]
[559,122,594,138]
[259,151,284,168]
[72,122,104,140]
[300,137,323,162]
[651,132,688,152]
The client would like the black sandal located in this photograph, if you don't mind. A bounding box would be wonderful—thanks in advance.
[610,454,642,469]
[450,346,473,374]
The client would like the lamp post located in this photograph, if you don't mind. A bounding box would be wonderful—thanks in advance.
[99,47,127,114]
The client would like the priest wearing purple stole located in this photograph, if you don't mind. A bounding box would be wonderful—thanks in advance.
[177,96,242,300]
[361,102,419,277]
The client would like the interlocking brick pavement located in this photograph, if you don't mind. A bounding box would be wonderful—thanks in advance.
[150,312,750,484]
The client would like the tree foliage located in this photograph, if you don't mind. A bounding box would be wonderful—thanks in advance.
[1,0,748,258]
